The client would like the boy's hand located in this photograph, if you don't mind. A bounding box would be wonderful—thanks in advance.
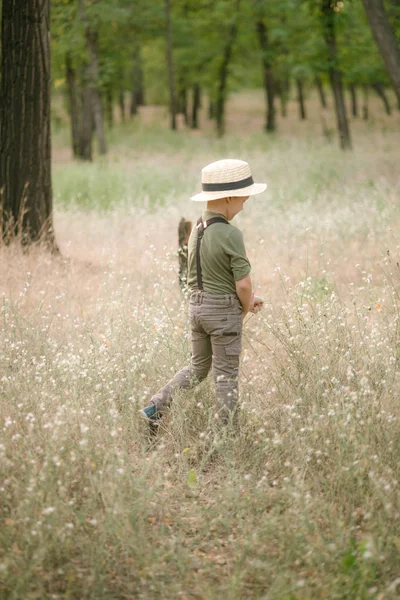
[249,294,264,314]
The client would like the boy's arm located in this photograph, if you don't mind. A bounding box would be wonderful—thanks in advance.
[236,274,253,318]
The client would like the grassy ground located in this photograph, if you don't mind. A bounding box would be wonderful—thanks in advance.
[1,91,400,599]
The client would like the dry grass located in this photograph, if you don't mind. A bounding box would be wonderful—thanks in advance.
[1,91,400,599]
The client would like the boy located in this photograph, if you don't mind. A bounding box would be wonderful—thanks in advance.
[140,159,266,424]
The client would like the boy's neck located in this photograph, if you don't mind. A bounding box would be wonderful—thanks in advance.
[206,200,228,219]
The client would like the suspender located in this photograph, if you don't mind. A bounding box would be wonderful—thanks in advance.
[196,216,229,291]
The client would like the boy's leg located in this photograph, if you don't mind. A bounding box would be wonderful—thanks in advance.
[148,324,212,414]
[210,321,242,421]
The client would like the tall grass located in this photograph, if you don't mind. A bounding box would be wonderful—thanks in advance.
[1,95,400,598]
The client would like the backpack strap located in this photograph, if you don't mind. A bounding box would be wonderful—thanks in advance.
[196,216,229,291]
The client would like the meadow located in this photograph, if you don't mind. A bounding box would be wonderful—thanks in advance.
[1,91,400,599]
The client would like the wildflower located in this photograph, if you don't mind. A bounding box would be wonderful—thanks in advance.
[42,507,55,515]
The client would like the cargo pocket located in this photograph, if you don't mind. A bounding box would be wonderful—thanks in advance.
[224,333,242,356]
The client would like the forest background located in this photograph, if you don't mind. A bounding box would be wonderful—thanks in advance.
[1,0,400,598]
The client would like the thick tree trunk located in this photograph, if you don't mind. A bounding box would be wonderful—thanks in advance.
[165,0,177,130]
[349,83,358,117]
[296,78,307,120]
[372,82,391,114]
[119,90,126,122]
[257,20,276,132]
[216,0,241,137]
[321,0,352,150]
[0,0,56,247]
[66,53,81,159]
[362,84,369,120]
[315,76,327,108]
[362,0,400,109]
[192,84,201,129]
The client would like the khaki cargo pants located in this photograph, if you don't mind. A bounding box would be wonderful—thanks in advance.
[150,292,242,418]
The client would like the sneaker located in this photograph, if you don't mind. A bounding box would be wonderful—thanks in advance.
[139,404,160,423]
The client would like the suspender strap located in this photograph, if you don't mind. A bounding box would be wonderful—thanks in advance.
[196,216,228,291]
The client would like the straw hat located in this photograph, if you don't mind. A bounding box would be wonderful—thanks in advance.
[190,159,267,202]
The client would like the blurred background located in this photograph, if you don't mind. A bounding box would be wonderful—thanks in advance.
[51,0,400,160]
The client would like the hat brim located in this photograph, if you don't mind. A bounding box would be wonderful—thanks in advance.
[190,182,267,202]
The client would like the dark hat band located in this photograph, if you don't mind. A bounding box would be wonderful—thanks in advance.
[202,175,254,192]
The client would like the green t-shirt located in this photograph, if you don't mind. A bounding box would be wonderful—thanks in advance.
[187,210,251,295]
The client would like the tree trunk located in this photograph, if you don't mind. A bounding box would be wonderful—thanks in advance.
[216,0,241,137]
[84,27,107,154]
[349,83,358,117]
[78,85,94,160]
[192,84,201,129]
[315,76,327,108]
[257,20,276,132]
[362,0,400,109]
[321,0,352,150]
[296,78,307,120]
[372,82,391,114]
[362,84,369,120]
[178,84,189,125]
[106,86,113,128]
[130,44,144,116]
[119,90,125,122]
[0,0,56,247]
[165,0,177,130]
[208,98,215,120]
[65,53,81,159]
[276,80,289,117]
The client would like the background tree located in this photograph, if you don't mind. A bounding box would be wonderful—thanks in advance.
[49,0,400,151]
[0,0,57,247]
[320,0,352,149]
[165,0,177,130]
[362,0,400,108]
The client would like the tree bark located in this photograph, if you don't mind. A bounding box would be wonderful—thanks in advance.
[66,53,81,159]
[315,76,327,109]
[296,78,307,120]
[191,84,201,129]
[321,0,352,150]
[349,83,358,117]
[257,20,276,132]
[362,0,400,109]
[216,0,241,137]
[0,0,57,247]
[372,82,391,114]
[165,0,177,130]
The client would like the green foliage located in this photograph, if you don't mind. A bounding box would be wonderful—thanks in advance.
[49,0,399,142]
